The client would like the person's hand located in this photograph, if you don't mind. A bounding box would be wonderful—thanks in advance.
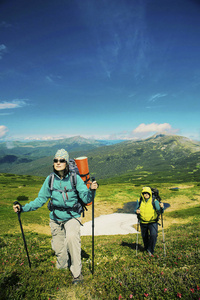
[13,201,22,213]
[90,181,98,190]
[159,202,164,209]
[136,209,140,214]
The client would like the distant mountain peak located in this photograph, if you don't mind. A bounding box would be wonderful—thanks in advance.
[152,133,166,139]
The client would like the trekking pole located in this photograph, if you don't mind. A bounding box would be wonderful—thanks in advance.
[136,217,139,256]
[91,177,95,275]
[14,202,31,268]
[161,213,166,257]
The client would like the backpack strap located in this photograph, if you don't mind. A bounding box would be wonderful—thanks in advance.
[152,195,156,210]
[152,194,161,223]
[48,172,73,203]
[69,171,88,217]
[48,172,87,220]
[49,173,55,191]
[70,171,77,191]
[138,196,142,208]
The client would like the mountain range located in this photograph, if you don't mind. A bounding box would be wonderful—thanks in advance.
[0,134,200,183]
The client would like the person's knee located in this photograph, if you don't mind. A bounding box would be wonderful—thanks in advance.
[67,232,79,244]
[150,225,157,235]
[151,233,157,240]
[52,241,64,254]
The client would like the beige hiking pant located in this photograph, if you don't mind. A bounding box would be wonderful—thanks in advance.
[50,218,81,278]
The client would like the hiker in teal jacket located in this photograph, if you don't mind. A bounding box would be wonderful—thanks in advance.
[13,149,98,284]
[134,187,164,256]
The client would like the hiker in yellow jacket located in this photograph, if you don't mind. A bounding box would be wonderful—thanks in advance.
[135,187,164,256]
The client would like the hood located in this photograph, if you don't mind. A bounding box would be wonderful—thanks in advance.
[141,187,152,195]
[141,187,152,201]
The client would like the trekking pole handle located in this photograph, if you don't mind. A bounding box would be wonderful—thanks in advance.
[91,177,99,187]
[13,201,22,214]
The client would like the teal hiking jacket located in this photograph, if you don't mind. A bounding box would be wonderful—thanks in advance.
[22,173,94,221]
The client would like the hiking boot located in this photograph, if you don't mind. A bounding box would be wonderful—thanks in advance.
[72,273,84,285]
[147,250,154,257]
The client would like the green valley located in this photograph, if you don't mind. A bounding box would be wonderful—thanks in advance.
[0,172,199,299]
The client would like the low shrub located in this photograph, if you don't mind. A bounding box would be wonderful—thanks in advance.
[17,195,29,201]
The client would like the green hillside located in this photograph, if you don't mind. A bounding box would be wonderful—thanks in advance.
[87,134,200,183]
[0,134,200,183]
[0,136,104,176]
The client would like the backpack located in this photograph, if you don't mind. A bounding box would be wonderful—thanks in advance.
[151,187,161,202]
[138,187,162,222]
[47,159,89,225]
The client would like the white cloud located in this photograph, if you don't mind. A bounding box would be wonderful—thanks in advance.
[0,99,28,110]
[46,76,53,83]
[127,122,179,140]
[23,135,73,141]
[45,74,62,83]
[133,122,172,133]
[0,125,8,138]
[149,93,167,102]
[105,123,178,141]
[92,123,178,141]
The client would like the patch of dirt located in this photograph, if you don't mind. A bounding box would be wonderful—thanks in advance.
[168,184,194,189]
[164,195,199,212]
[81,202,123,224]
[158,216,194,230]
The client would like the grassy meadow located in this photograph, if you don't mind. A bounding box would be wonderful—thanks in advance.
[0,173,200,299]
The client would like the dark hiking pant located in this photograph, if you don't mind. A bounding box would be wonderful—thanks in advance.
[140,222,158,254]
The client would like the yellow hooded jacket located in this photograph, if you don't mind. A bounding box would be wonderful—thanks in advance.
[139,187,158,223]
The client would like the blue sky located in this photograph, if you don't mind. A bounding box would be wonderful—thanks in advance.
[0,0,200,141]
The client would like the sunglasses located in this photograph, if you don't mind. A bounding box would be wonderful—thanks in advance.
[53,158,66,163]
